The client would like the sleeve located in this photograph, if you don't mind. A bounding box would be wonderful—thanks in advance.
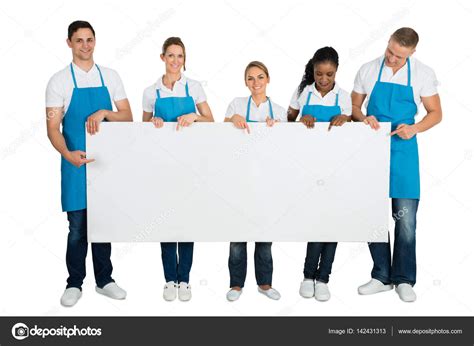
[289,87,301,110]
[192,81,207,104]
[109,70,127,102]
[273,104,288,122]
[225,99,237,119]
[419,67,438,97]
[142,87,155,113]
[45,76,64,108]
[352,67,366,95]
[339,91,352,116]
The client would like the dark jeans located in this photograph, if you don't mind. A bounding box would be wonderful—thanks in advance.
[228,242,273,288]
[369,198,419,286]
[66,209,114,289]
[303,242,338,283]
[160,242,194,283]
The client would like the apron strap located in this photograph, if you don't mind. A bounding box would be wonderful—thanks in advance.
[246,96,251,122]
[268,97,274,120]
[407,58,411,87]
[377,59,385,82]
[185,82,190,97]
[96,64,105,87]
[305,91,312,106]
[156,89,162,99]
[69,64,78,88]
[334,93,339,106]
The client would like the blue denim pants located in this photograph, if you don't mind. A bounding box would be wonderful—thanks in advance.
[369,198,419,286]
[66,209,114,289]
[303,242,338,283]
[228,242,273,288]
[160,242,194,283]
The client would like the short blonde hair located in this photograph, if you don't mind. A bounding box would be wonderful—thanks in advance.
[391,27,419,48]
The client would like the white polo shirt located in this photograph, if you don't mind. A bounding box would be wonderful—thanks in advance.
[142,74,207,113]
[45,63,127,115]
[225,97,287,122]
[289,83,352,119]
[353,55,438,110]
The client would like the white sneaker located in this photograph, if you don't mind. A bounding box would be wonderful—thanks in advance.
[60,287,82,307]
[95,282,127,300]
[358,279,393,295]
[226,288,242,302]
[299,279,315,298]
[395,283,416,302]
[178,282,192,301]
[163,281,177,301]
[314,281,330,301]
[258,287,281,300]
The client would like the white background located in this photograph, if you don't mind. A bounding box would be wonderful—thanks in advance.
[0,0,472,316]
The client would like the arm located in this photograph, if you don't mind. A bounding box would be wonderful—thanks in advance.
[225,114,250,134]
[46,107,94,167]
[143,110,164,128]
[86,98,133,135]
[287,106,299,122]
[351,91,380,130]
[175,101,214,130]
[391,94,442,139]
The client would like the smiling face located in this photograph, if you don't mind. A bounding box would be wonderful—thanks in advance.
[313,61,337,94]
[245,66,269,97]
[67,28,95,62]
[384,39,416,69]
[161,44,185,74]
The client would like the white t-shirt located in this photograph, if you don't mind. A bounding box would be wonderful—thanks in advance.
[142,74,207,113]
[225,97,287,122]
[353,55,438,111]
[45,63,127,115]
[289,83,352,119]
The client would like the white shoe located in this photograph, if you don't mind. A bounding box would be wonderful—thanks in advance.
[60,287,82,307]
[163,281,177,301]
[395,283,416,302]
[358,279,393,295]
[258,287,281,300]
[226,288,242,302]
[299,279,315,298]
[314,281,330,301]
[95,282,127,300]
[178,282,192,301]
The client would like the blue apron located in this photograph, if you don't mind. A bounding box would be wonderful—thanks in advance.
[301,88,341,122]
[367,58,419,199]
[245,96,274,123]
[154,81,196,122]
[61,63,113,212]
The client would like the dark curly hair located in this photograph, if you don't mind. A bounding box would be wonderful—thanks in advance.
[297,47,339,96]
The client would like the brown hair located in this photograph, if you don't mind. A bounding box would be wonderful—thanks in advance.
[244,61,269,81]
[390,27,419,48]
[162,37,187,71]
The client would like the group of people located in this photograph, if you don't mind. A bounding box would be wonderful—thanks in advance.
[45,21,442,307]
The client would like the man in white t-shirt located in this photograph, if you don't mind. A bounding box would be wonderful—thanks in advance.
[352,28,442,302]
[46,21,132,307]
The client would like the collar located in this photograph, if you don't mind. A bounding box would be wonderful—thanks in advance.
[157,74,187,91]
[71,61,97,75]
[310,82,340,98]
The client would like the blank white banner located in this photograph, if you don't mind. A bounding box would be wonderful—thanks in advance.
[86,122,390,242]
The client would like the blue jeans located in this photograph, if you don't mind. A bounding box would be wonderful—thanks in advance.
[303,242,338,283]
[66,209,114,289]
[369,198,419,286]
[228,242,273,288]
[160,242,194,283]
